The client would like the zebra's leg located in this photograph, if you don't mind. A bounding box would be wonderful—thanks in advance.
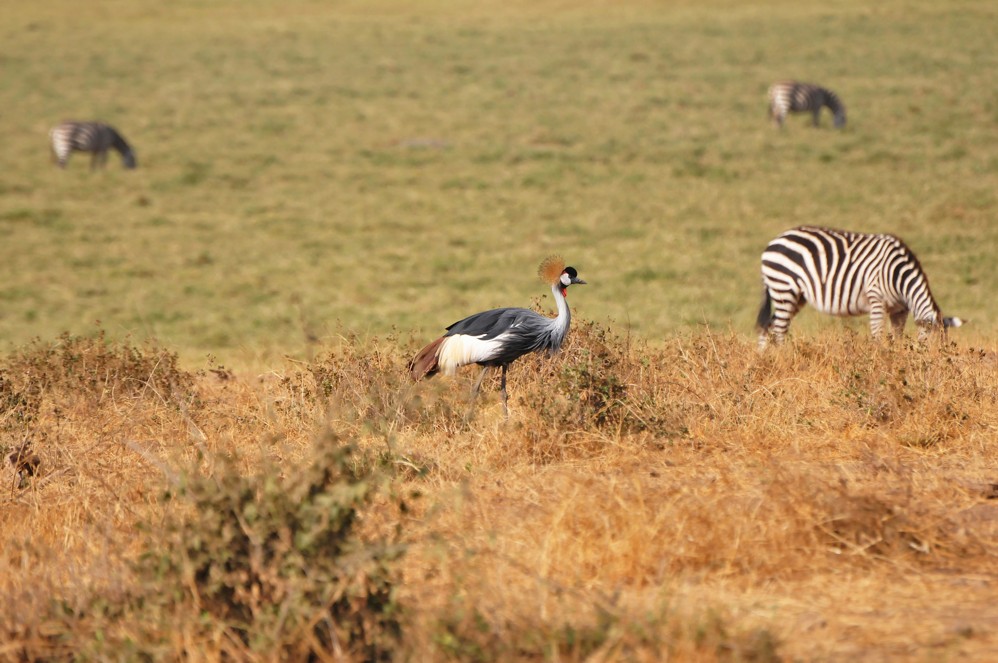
[767,292,802,346]
[812,108,821,127]
[757,287,782,349]
[868,297,887,339]
[889,310,908,339]
[757,289,774,349]
[769,308,794,345]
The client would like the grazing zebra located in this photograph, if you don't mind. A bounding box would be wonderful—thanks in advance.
[768,81,846,129]
[49,121,137,170]
[757,226,963,348]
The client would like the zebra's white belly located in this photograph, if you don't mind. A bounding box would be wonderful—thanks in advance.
[809,290,905,318]
[807,288,871,316]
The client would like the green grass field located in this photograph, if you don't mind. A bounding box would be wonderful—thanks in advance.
[3,0,996,363]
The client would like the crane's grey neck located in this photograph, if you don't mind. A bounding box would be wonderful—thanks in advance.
[548,282,571,350]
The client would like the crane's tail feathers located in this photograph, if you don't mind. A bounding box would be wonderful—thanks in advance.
[410,336,445,380]
[943,316,964,329]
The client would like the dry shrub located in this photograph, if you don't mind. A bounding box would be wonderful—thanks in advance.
[0,332,201,549]
[38,434,405,661]
[826,336,995,446]
[641,331,998,453]
[524,319,632,431]
[511,318,705,440]
[0,331,198,461]
[0,331,196,415]
[280,331,472,439]
[488,324,995,465]
[292,332,409,422]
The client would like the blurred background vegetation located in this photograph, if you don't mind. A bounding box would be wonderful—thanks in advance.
[1,0,995,364]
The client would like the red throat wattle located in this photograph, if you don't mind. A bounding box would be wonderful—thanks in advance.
[560,287,567,297]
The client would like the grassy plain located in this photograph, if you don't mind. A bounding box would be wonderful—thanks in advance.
[1,0,997,360]
[2,0,998,660]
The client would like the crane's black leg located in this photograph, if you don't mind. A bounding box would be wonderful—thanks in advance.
[500,364,509,418]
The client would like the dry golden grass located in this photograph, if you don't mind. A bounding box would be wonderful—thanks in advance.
[3,325,998,660]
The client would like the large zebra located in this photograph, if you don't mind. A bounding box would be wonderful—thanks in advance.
[768,81,846,129]
[50,121,137,170]
[757,226,962,348]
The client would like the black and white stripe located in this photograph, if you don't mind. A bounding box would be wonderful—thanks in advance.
[757,226,962,347]
[768,81,846,129]
[50,121,137,170]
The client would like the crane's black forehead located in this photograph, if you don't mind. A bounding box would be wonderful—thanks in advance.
[564,266,578,278]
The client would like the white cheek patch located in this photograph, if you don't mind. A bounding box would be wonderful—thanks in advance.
[560,273,572,286]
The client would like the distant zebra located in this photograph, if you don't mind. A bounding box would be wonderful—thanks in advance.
[768,81,846,129]
[50,121,137,170]
[757,226,962,348]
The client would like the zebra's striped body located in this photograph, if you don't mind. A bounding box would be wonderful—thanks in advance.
[757,226,962,347]
[50,121,137,170]
[768,81,846,129]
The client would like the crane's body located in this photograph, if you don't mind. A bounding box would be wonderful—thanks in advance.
[410,256,586,415]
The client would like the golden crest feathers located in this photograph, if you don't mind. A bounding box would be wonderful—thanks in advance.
[538,255,566,285]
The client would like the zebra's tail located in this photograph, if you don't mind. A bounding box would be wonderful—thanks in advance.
[756,288,775,331]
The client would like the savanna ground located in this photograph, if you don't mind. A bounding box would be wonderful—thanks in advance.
[2,0,998,660]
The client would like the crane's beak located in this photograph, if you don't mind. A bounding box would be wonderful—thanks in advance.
[572,277,587,285]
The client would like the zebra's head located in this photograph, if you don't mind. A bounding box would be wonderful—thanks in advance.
[833,109,847,128]
[122,150,137,169]
[916,314,964,342]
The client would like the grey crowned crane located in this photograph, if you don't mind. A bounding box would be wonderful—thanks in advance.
[409,256,586,415]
